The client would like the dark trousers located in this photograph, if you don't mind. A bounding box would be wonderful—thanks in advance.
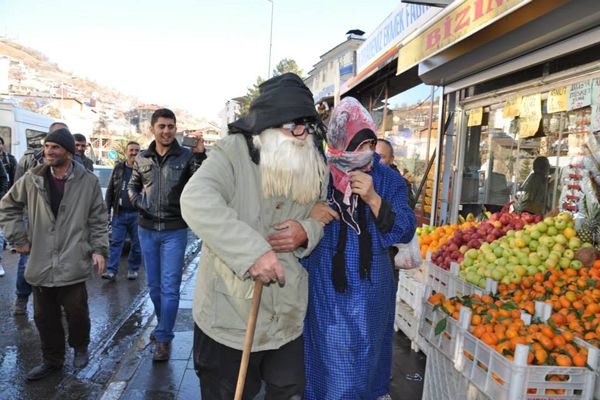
[32,282,90,365]
[193,325,304,400]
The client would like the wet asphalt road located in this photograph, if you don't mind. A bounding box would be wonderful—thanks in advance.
[0,248,150,400]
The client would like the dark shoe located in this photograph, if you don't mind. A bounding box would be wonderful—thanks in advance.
[73,348,89,369]
[13,296,28,316]
[26,363,62,381]
[127,270,138,280]
[101,271,116,281]
[152,342,170,362]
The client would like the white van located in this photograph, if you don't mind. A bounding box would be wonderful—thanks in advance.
[0,102,56,160]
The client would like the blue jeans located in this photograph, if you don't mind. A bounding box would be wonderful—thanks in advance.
[107,211,142,273]
[138,226,187,343]
[16,254,32,298]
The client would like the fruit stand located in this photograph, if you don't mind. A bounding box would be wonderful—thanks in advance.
[396,210,600,399]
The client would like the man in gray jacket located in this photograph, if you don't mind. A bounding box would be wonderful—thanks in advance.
[181,73,330,399]
[0,128,108,381]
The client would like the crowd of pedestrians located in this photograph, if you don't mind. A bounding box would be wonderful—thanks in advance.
[0,73,416,399]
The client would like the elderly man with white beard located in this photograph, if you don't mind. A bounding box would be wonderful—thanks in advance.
[180,73,334,400]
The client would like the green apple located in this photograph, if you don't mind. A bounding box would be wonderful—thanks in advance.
[478,277,487,288]
[570,260,583,270]
[539,236,555,248]
[509,271,521,283]
[543,217,555,227]
[554,219,567,231]
[582,242,594,249]
[568,237,582,250]
[492,268,504,281]
[519,256,529,266]
[508,256,519,265]
[537,222,549,232]
[466,249,478,259]
[493,246,504,257]
[529,240,539,251]
[515,265,527,276]
[547,226,558,236]
[522,234,532,245]
[559,257,571,268]
[506,230,516,238]
[564,249,575,260]
[462,257,474,267]
[485,253,497,263]
[552,244,566,253]
[505,263,515,271]
[501,276,511,285]
[545,258,558,269]
[538,266,548,274]
[528,253,542,266]
[554,234,567,245]
[496,257,507,266]
[526,265,539,276]
[530,230,542,240]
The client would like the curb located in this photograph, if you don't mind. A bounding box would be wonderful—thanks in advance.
[96,240,202,400]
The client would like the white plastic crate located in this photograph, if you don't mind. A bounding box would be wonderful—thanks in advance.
[424,256,453,297]
[395,301,423,353]
[419,286,470,362]
[397,270,426,315]
[457,330,598,400]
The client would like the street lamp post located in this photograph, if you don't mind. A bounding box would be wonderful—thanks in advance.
[267,0,273,79]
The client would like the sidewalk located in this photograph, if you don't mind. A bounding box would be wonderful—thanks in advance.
[99,242,426,400]
[99,242,202,400]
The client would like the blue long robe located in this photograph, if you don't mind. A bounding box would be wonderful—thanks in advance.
[303,160,416,400]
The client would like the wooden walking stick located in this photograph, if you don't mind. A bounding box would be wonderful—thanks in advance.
[234,280,264,400]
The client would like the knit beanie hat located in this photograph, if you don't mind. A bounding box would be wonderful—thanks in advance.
[228,73,318,135]
[45,128,76,154]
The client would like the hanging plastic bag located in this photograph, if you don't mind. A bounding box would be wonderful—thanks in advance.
[393,233,422,270]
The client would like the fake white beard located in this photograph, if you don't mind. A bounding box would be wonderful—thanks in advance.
[253,128,326,204]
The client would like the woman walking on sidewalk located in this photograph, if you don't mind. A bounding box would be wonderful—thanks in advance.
[302,97,416,399]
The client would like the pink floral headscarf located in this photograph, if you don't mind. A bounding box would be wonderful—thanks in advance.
[326,97,377,202]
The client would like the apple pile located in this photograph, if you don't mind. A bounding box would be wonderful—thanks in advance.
[459,213,585,287]
[431,211,540,270]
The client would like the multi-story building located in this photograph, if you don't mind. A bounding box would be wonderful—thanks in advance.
[304,30,366,110]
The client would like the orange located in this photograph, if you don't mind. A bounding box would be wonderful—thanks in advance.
[555,354,572,367]
[573,353,587,367]
[535,349,548,365]
[481,332,499,346]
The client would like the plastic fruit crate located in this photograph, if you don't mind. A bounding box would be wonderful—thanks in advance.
[394,300,423,353]
[424,255,452,297]
[419,285,470,362]
[457,331,598,400]
[397,270,426,315]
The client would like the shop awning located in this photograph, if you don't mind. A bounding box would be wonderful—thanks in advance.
[396,0,533,76]
[398,0,600,86]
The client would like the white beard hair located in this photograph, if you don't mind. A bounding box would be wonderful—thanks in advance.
[253,128,326,204]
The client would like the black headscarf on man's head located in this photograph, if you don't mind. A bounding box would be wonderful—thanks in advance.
[229,73,318,136]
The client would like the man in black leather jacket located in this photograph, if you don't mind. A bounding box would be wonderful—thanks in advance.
[102,141,142,281]
[128,108,206,361]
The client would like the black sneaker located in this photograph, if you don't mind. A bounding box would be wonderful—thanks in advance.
[101,271,116,281]
[127,270,138,280]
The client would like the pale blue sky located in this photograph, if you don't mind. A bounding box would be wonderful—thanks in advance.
[1,0,431,119]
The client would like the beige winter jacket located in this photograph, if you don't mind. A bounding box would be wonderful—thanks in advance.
[0,161,108,287]
[180,134,325,351]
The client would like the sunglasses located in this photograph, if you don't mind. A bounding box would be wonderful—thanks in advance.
[280,119,319,137]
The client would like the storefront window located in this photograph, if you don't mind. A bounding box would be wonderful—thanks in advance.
[459,77,600,220]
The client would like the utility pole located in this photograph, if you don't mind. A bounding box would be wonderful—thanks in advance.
[267,0,273,79]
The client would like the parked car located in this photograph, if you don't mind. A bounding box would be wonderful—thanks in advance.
[93,165,113,199]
